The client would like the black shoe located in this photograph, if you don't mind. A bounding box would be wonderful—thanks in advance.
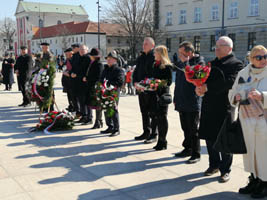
[174,149,192,158]
[100,128,113,134]
[109,130,120,137]
[81,119,93,125]
[144,134,157,144]
[75,117,86,124]
[23,103,31,107]
[204,167,219,176]
[219,173,230,183]
[91,120,103,129]
[239,175,259,194]
[18,103,25,106]
[134,133,149,141]
[186,155,201,164]
[153,140,167,151]
[251,180,267,199]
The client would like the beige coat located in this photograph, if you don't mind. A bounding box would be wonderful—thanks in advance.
[229,64,267,181]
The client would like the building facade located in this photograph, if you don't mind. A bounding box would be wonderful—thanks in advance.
[157,0,267,61]
[14,0,88,56]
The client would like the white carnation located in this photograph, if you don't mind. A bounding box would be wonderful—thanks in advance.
[102,105,106,108]
[44,83,49,87]
[105,101,109,105]
[37,82,41,86]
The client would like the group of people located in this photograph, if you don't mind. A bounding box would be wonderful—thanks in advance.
[9,35,267,198]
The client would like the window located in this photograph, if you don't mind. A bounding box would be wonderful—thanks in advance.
[249,0,259,16]
[228,33,236,51]
[32,41,34,46]
[166,12,172,25]
[81,37,83,42]
[107,39,111,44]
[117,38,121,44]
[68,38,71,43]
[179,10,187,24]
[194,7,202,23]
[76,37,78,42]
[194,36,201,53]
[248,32,256,50]
[39,19,43,28]
[211,5,219,20]
[55,39,57,44]
[57,20,62,25]
[50,40,52,44]
[179,37,185,44]
[229,2,238,18]
[166,38,171,52]
[210,35,216,51]
[72,37,74,43]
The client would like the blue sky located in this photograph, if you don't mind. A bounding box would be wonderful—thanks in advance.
[0,0,109,22]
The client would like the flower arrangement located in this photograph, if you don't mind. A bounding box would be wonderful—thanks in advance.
[184,63,211,87]
[93,81,119,117]
[27,59,56,111]
[35,111,75,134]
[135,78,168,92]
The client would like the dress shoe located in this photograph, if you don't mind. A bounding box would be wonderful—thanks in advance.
[134,133,149,141]
[109,130,120,137]
[153,140,167,151]
[219,173,230,183]
[81,119,93,125]
[186,155,201,164]
[239,175,259,194]
[204,167,219,176]
[251,180,267,199]
[18,103,25,106]
[174,149,192,158]
[144,134,157,144]
[100,128,113,134]
[75,117,86,124]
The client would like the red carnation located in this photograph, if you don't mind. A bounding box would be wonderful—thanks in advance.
[194,65,202,71]
[187,70,195,79]
[185,66,191,72]
[51,115,56,119]
[46,65,49,69]
[39,120,43,124]
[48,119,53,123]
[203,66,209,73]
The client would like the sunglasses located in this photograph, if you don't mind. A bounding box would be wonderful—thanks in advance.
[253,55,267,61]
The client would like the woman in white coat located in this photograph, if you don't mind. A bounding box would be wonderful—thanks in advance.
[229,45,267,199]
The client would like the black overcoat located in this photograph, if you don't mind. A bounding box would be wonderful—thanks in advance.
[2,58,15,85]
[198,54,243,141]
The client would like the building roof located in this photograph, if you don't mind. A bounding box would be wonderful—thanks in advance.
[16,1,88,16]
[32,21,128,40]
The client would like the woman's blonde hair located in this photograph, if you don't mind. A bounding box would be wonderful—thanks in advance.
[154,45,172,69]
[250,45,267,61]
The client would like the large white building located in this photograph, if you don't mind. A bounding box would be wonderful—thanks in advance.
[156,0,267,60]
[14,0,88,55]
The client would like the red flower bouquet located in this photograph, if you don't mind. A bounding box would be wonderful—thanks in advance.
[135,78,168,92]
[184,63,211,87]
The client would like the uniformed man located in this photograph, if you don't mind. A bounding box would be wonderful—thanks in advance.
[14,46,33,107]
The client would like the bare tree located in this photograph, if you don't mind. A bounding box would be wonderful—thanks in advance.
[104,0,152,60]
[56,25,72,51]
[0,18,16,51]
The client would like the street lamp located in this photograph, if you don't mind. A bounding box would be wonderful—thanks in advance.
[96,0,101,50]
[221,0,226,36]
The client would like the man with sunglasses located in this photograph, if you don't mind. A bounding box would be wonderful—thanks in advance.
[195,36,243,183]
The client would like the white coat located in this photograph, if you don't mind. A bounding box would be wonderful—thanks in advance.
[229,64,267,181]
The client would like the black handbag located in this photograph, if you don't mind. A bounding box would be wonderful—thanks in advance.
[159,93,172,106]
[213,112,247,154]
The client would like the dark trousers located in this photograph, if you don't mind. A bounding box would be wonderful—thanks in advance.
[95,109,103,121]
[75,94,89,117]
[104,109,119,130]
[138,93,157,135]
[20,82,30,104]
[67,90,74,109]
[179,111,200,156]
[5,83,12,90]
[156,113,168,142]
[206,140,233,174]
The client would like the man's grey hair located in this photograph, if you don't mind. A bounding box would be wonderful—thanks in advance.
[144,37,155,46]
[218,36,233,49]
[80,44,88,51]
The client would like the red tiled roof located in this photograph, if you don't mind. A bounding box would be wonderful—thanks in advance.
[33,21,128,39]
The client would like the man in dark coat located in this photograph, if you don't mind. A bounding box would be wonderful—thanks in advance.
[70,44,92,124]
[196,36,243,183]
[14,46,33,106]
[100,51,124,137]
[61,48,74,111]
[133,37,158,144]
[173,41,205,164]
[2,53,15,91]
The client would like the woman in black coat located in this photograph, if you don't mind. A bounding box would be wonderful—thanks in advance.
[150,45,173,150]
[196,37,243,182]
[84,48,104,129]
[2,53,15,91]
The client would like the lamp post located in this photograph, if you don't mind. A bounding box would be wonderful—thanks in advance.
[221,0,226,36]
[97,0,101,50]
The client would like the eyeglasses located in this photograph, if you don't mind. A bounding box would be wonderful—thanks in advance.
[215,44,230,49]
[253,54,267,61]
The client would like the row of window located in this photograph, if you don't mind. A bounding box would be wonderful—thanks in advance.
[166,32,257,52]
[166,0,259,25]
[32,36,84,46]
